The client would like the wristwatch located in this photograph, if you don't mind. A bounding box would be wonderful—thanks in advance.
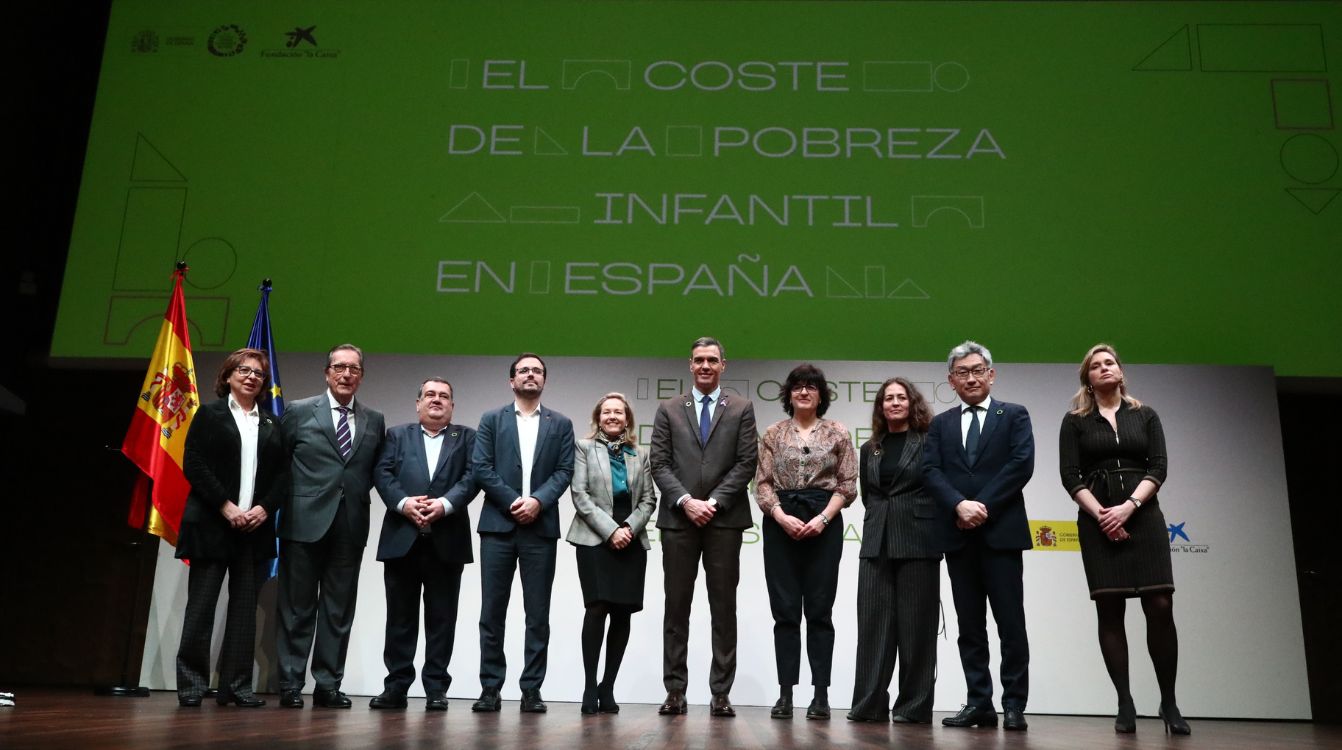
[819,514,830,526]
[1126,496,1143,510]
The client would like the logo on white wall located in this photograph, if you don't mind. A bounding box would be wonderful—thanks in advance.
[1168,520,1209,554]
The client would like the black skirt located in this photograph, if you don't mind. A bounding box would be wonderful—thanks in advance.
[1078,495,1174,599]
[575,543,646,610]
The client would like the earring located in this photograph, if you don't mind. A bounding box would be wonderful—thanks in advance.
[1086,385,1093,394]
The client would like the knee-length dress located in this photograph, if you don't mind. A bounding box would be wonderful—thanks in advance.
[1058,403,1174,599]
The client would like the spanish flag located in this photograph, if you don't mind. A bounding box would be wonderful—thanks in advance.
[122,266,199,545]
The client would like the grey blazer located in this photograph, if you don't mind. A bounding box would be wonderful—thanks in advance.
[565,439,657,549]
[279,393,386,544]
[858,432,940,560]
[650,391,758,531]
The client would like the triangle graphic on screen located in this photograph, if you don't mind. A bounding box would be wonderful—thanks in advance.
[1285,187,1340,215]
[1133,25,1192,72]
[439,192,507,223]
[131,133,187,182]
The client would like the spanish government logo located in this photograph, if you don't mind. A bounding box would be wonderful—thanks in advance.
[1029,520,1080,551]
[208,24,247,57]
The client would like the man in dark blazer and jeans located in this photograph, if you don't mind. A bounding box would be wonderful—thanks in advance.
[276,344,386,709]
[470,353,575,714]
[650,336,758,717]
[370,377,479,711]
[923,340,1035,731]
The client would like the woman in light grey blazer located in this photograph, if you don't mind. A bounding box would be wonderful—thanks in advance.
[848,377,942,724]
[566,392,657,715]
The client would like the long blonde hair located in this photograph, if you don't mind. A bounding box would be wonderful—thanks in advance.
[586,392,638,443]
[1069,343,1142,415]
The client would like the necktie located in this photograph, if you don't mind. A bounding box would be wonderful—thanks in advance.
[335,405,353,459]
[965,405,981,464]
[699,395,713,446]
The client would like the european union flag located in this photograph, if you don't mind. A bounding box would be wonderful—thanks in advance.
[246,279,285,577]
[246,279,285,418]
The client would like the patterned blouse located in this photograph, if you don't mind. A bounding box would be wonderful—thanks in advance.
[754,418,859,512]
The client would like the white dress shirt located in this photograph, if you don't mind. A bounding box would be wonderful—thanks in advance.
[959,396,995,447]
[394,424,455,516]
[227,394,261,511]
[515,402,542,499]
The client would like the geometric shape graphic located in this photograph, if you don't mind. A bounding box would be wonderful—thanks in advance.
[114,187,187,291]
[534,127,568,156]
[509,206,581,224]
[1133,25,1192,72]
[910,195,985,228]
[635,377,650,400]
[1280,134,1339,185]
[105,293,230,348]
[1272,79,1334,130]
[889,278,930,299]
[1285,187,1341,215]
[933,62,969,92]
[449,58,470,89]
[181,237,237,290]
[529,261,551,294]
[1198,24,1326,73]
[863,266,886,298]
[131,133,188,182]
[666,125,703,157]
[438,192,507,223]
[562,60,631,90]
[824,266,863,298]
[862,61,932,92]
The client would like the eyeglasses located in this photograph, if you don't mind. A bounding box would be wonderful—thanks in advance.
[790,384,821,393]
[328,363,364,375]
[951,366,990,379]
[234,365,265,379]
[514,366,545,376]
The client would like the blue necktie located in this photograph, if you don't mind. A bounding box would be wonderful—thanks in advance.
[699,395,712,446]
[335,405,353,459]
[965,405,981,464]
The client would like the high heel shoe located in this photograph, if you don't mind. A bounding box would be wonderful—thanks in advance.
[1159,703,1191,735]
[580,686,599,715]
[1114,698,1136,734]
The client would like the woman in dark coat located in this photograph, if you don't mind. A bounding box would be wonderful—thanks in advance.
[1059,343,1188,735]
[175,348,287,707]
[847,377,941,724]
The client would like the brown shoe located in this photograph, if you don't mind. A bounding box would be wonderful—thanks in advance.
[710,693,735,717]
[658,691,687,715]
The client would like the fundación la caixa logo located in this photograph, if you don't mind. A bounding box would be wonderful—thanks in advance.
[263,24,341,59]
[1167,520,1208,554]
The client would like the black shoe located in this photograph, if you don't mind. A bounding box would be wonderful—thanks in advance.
[597,682,619,714]
[520,688,547,713]
[892,713,930,724]
[710,693,735,717]
[1003,708,1028,731]
[177,695,202,707]
[217,692,265,708]
[845,711,884,722]
[581,687,599,715]
[471,688,501,712]
[313,689,351,709]
[279,689,304,709]
[942,704,998,728]
[425,693,448,712]
[770,695,793,719]
[1160,703,1191,735]
[806,698,831,720]
[1115,698,1136,734]
[658,691,687,715]
[369,691,408,709]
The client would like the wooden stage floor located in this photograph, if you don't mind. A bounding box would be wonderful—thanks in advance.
[1,689,1337,749]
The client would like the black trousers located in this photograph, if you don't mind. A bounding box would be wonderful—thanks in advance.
[761,517,843,687]
[850,556,940,720]
[177,553,263,699]
[478,526,556,691]
[382,535,464,696]
[276,503,364,692]
[660,525,742,695]
[946,541,1029,711]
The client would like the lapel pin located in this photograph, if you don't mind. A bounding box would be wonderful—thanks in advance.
[450,432,458,437]
[996,409,1004,415]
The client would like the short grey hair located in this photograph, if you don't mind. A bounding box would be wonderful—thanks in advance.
[947,340,993,371]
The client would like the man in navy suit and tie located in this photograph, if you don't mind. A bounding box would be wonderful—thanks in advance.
[369,378,479,711]
[470,353,575,714]
[922,340,1034,731]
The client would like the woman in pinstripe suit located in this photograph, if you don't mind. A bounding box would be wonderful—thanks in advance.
[1059,344,1188,735]
[847,377,941,724]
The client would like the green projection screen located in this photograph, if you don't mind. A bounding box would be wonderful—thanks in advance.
[56,1,1342,375]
